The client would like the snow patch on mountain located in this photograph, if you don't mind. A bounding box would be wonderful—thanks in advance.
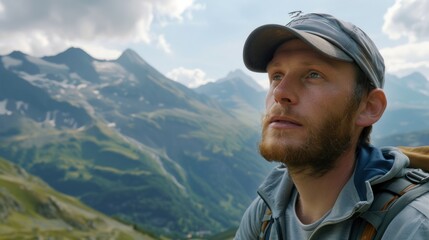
[26,55,68,73]
[0,99,12,115]
[93,61,127,81]
[1,56,22,69]
[16,101,28,114]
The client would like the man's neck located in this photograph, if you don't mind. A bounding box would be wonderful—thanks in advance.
[290,148,357,224]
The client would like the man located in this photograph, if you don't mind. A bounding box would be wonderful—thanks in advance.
[235,13,429,239]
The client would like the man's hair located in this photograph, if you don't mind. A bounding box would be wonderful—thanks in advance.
[353,66,377,146]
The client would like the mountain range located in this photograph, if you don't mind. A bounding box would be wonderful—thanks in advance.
[372,72,429,145]
[0,47,428,238]
[0,47,270,238]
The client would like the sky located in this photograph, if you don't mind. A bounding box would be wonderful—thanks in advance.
[0,0,428,89]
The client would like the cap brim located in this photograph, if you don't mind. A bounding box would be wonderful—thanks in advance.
[243,24,353,72]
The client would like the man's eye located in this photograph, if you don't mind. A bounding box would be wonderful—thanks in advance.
[271,73,283,81]
[307,71,322,79]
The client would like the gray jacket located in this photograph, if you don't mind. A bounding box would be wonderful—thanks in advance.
[235,145,429,239]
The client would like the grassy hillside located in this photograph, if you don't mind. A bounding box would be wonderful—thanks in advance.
[208,228,237,240]
[0,121,192,235]
[0,156,156,239]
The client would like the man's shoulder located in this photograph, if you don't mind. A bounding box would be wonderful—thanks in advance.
[360,168,429,239]
[372,168,429,219]
[395,188,429,220]
[407,191,429,218]
[382,192,429,239]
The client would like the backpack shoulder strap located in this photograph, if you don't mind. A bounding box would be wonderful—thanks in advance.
[355,168,429,240]
[373,169,429,239]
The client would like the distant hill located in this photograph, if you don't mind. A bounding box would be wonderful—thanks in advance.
[0,48,271,237]
[0,156,153,239]
[374,129,429,147]
[196,69,266,128]
[372,72,429,142]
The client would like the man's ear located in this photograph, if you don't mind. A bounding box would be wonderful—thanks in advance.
[356,88,387,127]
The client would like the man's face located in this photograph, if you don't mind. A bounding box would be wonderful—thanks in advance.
[259,39,361,176]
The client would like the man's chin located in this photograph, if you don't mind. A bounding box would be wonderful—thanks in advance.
[261,137,301,150]
[259,142,292,163]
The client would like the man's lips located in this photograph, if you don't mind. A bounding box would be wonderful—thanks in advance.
[268,116,303,128]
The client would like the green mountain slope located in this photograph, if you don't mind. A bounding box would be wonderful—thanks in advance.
[0,118,223,236]
[0,156,155,239]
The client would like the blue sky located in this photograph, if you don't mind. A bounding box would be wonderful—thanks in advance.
[0,0,428,89]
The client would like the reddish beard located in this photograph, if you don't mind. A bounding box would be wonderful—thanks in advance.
[259,99,358,177]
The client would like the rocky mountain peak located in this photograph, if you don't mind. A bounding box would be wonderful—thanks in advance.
[116,48,148,66]
[8,50,27,59]
[219,69,264,92]
[45,47,94,63]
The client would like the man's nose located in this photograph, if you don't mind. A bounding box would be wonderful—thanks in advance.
[272,76,298,105]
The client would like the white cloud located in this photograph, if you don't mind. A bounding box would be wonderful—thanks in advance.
[381,0,429,80]
[155,0,205,23]
[381,42,429,78]
[166,67,213,88]
[0,0,203,58]
[381,41,429,66]
[156,35,172,54]
[383,0,429,42]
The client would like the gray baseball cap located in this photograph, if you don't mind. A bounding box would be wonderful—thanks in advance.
[243,13,385,88]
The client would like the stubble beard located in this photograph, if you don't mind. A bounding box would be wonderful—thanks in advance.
[259,100,358,177]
